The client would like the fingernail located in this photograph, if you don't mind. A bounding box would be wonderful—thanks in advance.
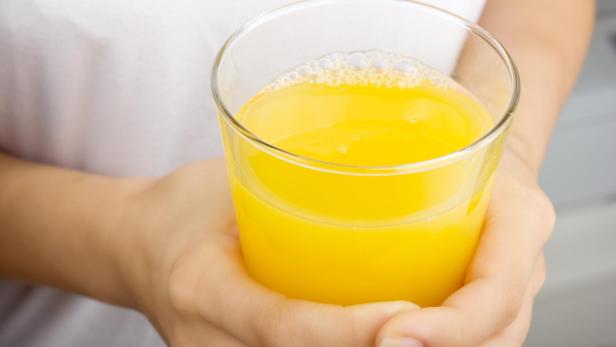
[379,337,424,347]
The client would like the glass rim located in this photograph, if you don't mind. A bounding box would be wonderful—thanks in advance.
[211,0,520,175]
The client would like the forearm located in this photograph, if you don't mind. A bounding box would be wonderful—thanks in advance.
[480,0,594,176]
[0,152,142,307]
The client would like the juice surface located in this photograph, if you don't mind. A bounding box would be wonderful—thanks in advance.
[222,52,497,306]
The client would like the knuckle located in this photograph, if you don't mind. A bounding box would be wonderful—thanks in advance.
[535,270,547,294]
[532,190,556,231]
[167,261,199,315]
[532,258,548,295]
[519,184,556,242]
[501,297,523,327]
[255,301,300,347]
[254,302,277,347]
[497,282,525,326]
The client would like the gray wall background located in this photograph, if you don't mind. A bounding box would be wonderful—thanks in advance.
[527,1,616,346]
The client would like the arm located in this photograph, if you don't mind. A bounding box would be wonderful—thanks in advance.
[0,153,143,307]
[483,0,594,176]
[377,1,594,347]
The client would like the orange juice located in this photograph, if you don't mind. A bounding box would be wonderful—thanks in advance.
[222,52,497,306]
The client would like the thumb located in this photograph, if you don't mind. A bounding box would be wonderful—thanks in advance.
[345,301,421,344]
[285,300,420,347]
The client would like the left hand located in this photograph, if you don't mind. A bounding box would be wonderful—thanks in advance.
[121,159,417,347]
[376,149,555,347]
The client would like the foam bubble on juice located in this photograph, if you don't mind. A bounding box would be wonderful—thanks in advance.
[239,50,493,167]
[264,50,455,91]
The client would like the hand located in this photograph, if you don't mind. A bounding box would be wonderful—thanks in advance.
[376,150,555,347]
[120,159,417,347]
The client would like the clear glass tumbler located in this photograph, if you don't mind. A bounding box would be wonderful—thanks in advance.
[212,0,518,307]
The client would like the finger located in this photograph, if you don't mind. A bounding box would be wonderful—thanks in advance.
[467,180,554,299]
[176,233,419,347]
[478,256,546,347]
[172,320,248,347]
[476,288,534,347]
[376,181,554,347]
[202,324,247,347]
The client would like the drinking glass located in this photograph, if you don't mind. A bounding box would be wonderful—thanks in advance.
[212,0,519,306]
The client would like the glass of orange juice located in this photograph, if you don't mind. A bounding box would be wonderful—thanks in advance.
[212,0,519,307]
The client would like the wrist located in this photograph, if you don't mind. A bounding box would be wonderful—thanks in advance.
[101,177,156,309]
[0,154,161,310]
[110,175,186,318]
[502,131,545,183]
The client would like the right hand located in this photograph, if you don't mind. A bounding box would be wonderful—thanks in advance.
[119,159,417,347]
[375,150,555,347]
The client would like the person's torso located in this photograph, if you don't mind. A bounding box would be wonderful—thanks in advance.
[0,0,295,176]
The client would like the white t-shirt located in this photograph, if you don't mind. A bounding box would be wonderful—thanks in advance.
[0,1,485,346]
